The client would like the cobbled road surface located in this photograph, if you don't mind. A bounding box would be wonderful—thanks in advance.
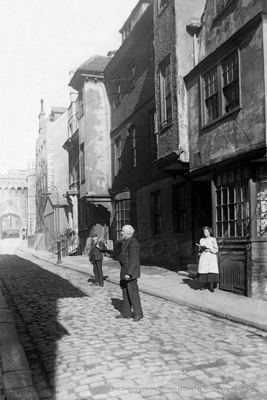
[0,247,267,400]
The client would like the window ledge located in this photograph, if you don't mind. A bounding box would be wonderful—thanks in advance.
[160,121,172,134]
[201,106,242,132]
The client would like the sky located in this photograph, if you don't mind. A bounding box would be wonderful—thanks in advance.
[0,0,138,173]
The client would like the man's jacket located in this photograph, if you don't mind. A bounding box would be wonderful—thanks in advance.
[119,236,140,280]
[89,244,103,261]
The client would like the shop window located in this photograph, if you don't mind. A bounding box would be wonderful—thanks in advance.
[160,55,172,129]
[202,50,239,126]
[173,184,187,232]
[151,190,162,234]
[256,165,267,236]
[215,167,249,238]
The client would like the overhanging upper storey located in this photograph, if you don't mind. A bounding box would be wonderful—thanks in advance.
[69,55,112,92]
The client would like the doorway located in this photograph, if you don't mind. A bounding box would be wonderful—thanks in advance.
[192,181,212,261]
[0,214,21,239]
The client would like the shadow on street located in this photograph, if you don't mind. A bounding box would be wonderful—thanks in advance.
[0,254,88,397]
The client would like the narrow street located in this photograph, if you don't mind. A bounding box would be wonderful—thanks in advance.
[0,242,267,400]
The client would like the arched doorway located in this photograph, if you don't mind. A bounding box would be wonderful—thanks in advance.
[0,213,21,239]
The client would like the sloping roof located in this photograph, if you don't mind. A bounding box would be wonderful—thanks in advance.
[51,107,67,114]
[69,55,112,91]
[47,193,68,208]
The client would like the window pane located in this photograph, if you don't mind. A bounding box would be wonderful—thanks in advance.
[222,189,227,204]
[236,220,242,236]
[236,186,241,202]
[242,184,249,202]
[243,202,249,219]
[230,221,235,236]
[223,205,228,220]
[229,204,235,220]
[223,222,229,237]
[229,187,234,203]
[216,190,221,205]
[217,223,222,237]
[217,207,222,222]
[236,203,241,220]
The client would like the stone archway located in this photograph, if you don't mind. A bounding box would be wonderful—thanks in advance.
[0,213,21,239]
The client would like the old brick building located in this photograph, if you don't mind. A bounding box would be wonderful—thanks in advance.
[185,0,267,299]
[104,0,205,268]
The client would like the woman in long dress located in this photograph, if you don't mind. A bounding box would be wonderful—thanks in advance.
[197,226,219,292]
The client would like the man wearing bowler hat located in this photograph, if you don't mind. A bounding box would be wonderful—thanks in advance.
[116,225,143,322]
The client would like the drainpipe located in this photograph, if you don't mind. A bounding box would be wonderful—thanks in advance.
[186,20,202,67]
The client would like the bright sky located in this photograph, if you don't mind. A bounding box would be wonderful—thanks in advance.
[0,0,138,173]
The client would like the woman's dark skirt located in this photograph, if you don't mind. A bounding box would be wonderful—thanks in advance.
[198,273,219,283]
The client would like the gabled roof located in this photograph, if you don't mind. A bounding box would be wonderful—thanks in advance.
[69,55,112,91]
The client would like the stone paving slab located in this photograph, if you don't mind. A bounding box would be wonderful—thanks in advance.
[1,344,30,373]
[3,370,33,390]
[0,309,15,323]
[0,324,19,345]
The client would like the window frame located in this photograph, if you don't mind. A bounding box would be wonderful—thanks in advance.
[173,184,188,233]
[114,136,122,176]
[115,199,131,240]
[160,55,172,130]
[149,108,158,160]
[151,190,162,235]
[215,167,250,238]
[201,48,240,128]
[128,61,136,90]
[80,143,85,183]
[114,79,122,109]
[129,126,137,168]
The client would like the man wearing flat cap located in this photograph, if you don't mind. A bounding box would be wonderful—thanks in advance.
[116,225,143,322]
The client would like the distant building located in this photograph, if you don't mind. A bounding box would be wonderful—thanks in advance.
[185,0,267,299]
[0,165,36,241]
[35,100,69,253]
[67,55,112,254]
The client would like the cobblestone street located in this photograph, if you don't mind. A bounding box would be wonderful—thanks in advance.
[1,250,267,400]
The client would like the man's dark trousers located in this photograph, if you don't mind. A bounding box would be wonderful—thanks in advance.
[92,256,103,285]
[120,279,143,317]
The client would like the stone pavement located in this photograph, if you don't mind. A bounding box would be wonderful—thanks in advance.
[23,245,267,333]
[0,241,267,400]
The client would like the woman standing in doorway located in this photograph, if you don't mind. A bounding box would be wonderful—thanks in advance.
[197,226,219,292]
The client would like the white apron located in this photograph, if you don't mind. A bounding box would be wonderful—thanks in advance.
[198,237,219,274]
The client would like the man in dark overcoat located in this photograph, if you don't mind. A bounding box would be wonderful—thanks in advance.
[116,225,143,321]
[89,235,104,287]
